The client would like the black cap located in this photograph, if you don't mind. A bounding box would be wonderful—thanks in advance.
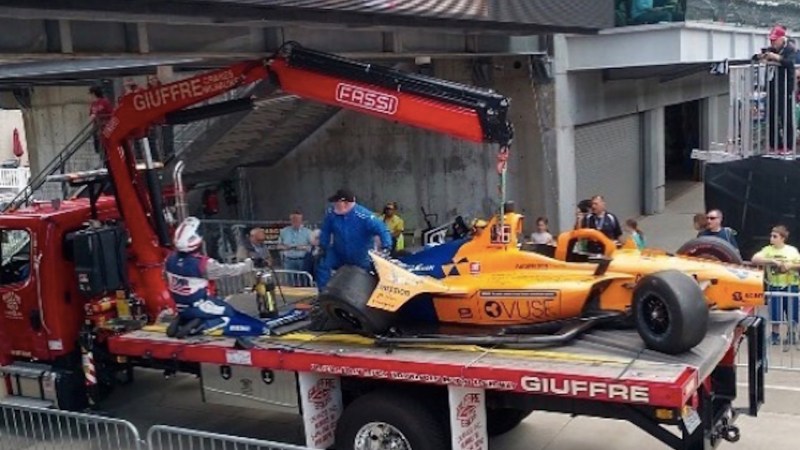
[328,188,355,202]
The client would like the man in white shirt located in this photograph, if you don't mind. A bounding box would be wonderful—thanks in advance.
[278,211,313,272]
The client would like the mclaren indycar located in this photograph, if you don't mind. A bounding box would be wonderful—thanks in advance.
[318,210,764,354]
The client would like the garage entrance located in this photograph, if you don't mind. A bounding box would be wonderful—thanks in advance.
[664,100,701,201]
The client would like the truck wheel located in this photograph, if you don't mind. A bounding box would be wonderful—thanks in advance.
[335,390,448,450]
[487,406,534,436]
[676,237,742,264]
[318,266,394,335]
[633,270,709,354]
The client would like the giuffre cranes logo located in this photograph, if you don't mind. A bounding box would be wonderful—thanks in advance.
[335,83,398,115]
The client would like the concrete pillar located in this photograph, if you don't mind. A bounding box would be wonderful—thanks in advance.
[700,95,721,150]
[22,86,91,177]
[552,34,577,232]
[643,107,666,215]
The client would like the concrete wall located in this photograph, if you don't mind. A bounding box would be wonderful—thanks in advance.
[551,35,730,230]
[244,57,545,234]
[22,86,91,176]
[0,109,28,166]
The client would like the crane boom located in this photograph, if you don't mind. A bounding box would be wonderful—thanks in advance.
[101,42,514,320]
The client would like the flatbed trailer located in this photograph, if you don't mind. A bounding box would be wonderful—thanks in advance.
[106,310,766,450]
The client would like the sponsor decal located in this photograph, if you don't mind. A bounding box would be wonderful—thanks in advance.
[377,284,411,297]
[480,291,560,320]
[450,388,487,450]
[335,83,398,114]
[732,291,763,302]
[514,263,550,270]
[521,376,650,403]
[469,262,481,275]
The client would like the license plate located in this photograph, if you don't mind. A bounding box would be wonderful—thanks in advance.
[683,407,702,434]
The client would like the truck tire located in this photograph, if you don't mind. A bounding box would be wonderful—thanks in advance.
[318,265,394,335]
[676,237,743,264]
[633,270,709,354]
[487,406,534,436]
[335,390,448,450]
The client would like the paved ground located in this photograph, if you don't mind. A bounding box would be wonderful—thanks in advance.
[8,182,800,449]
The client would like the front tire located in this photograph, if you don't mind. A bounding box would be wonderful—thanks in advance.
[335,390,448,450]
[318,266,394,334]
[633,270,709,354]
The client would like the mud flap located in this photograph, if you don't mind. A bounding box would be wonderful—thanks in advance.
[448,386,488,450]
[298,372,343,449]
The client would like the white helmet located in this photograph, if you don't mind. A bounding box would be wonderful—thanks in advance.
[174,216,203,252]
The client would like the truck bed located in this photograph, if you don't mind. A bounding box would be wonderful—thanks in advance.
[108,310,749,409]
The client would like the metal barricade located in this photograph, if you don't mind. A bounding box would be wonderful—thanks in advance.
[727,63,797,159]
[147,425,311,450]
[756,291,800,371]
[0,402,142,450]
[273,270,316,288]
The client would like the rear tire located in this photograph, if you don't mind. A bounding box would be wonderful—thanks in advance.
[676,236,742,264]
[633,270,709,354]
[335,390,448,450]
[318,266,394,335]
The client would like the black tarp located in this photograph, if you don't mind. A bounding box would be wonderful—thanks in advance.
[704,156,800,260]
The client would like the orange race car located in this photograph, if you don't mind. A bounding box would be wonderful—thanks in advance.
[319,207,764,354]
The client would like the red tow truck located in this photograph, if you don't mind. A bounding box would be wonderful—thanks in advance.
[0,43,765,450]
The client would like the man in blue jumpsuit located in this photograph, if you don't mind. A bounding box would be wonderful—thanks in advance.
[316,188,393,290]
[165,217,267,338]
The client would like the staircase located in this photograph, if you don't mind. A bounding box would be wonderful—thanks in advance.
[173,90,340,184]
[3,121,102,212]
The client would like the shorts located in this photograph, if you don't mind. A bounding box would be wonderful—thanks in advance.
[767,285,800,324]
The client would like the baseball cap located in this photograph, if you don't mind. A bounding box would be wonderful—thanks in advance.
[328,188,355,202]
[770,25,787,41]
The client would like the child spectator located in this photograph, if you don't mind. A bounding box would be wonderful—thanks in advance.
[530,217,555,245]
[752,225,800,350]
[692,213,707,235]
[624,218,646,250]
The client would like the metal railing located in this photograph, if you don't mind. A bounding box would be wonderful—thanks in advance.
[3,121,100,211]
[0,402,142,450]
[0,403,312,450]
[746,291,800,372]
[0,167,30,192]
[148,425,310,450]
[726,63,797,159]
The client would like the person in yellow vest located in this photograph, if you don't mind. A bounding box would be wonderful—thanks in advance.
[380,202,405,255]
[752,225,800,351]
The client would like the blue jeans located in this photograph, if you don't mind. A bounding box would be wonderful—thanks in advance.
[768,285,799,324]
[283,257,307,272]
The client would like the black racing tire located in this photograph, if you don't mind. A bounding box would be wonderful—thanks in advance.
[335,390,448,450]
[487,406,534,436]
[676,236,743,264]
[633,270,709,354]
[318,265,394,335]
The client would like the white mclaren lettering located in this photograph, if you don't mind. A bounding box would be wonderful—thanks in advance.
[521,376,651,403]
